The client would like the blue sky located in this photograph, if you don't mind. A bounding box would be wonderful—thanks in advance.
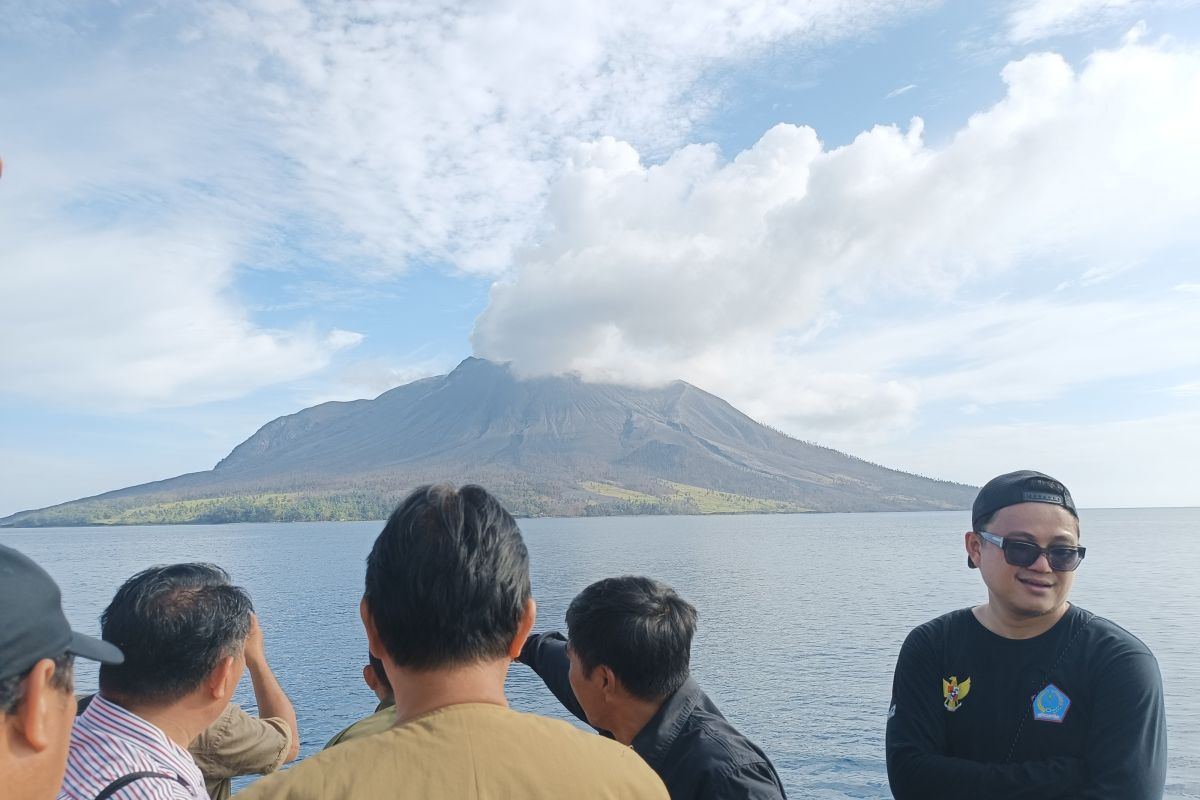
[2,0,1199,516]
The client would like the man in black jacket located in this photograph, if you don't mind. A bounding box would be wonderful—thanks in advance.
[885,470,1167,799]
[518,575,786,800]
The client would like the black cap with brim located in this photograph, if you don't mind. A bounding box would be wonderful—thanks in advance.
[1,544,124,681]
[967,470,1078,569]
[68,631,125,667]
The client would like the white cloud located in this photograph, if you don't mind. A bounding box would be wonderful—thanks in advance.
[301,358,450,406]
[474,38,1200,439]
[853,412,1200,507]
[0,206,361,409]
[1170,382,1200,397]
[0,0,933,408]
[886,83,917,98]
[191,0,932,273]
[1005,0,1195,43]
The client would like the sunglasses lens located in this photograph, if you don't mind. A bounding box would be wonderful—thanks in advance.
[1047,548,1083,571]
[1002,540,1042,567]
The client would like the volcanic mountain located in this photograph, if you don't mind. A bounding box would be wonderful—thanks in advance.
[1,357,975,526]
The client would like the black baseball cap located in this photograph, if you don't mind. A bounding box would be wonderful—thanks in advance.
[968,470,1077,568]
[0,543,123,682]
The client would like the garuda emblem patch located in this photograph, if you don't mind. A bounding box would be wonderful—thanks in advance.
[943,676,971,711]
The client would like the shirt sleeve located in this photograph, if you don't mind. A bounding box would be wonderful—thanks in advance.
[885,627,1085,800]
[518,631,590,725]
[189,704,292,781]
[1080,649,1167,799]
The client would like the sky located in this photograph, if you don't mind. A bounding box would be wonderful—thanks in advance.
[1,0,1199,516]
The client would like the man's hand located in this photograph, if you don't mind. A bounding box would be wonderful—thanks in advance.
[245,613,267,668]
[242,612,301,762]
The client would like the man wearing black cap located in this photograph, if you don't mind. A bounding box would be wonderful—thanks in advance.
[0,544,123,800]
[885,470,1167,799]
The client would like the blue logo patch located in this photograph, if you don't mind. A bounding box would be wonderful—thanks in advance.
[1032,683,1071,723]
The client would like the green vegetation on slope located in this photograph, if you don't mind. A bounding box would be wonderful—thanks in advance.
[582,479,808,515]
[5,492,398,527]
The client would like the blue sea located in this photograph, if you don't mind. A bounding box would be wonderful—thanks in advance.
[5,508,1197,798]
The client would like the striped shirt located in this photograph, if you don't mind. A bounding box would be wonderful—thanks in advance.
[59,693,206,800]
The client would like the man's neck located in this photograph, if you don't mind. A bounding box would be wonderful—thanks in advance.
[387,659,510,726]
[973,600,1071,640]
[605,695,665,747]
[99,692,211,749]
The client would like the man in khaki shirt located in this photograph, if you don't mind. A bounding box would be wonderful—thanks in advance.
[323,654,395,749]
[239,484,667,800]
[189,612,299,798]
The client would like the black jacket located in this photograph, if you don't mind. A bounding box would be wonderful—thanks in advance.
[519,632,787,800]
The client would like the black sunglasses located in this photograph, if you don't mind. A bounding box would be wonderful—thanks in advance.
[976,530,1086,572]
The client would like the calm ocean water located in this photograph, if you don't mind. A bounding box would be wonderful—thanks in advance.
[4,508,1197,798]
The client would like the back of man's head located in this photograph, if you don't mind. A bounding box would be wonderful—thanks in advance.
[364,484,531,670]
[99,563,252,706]
[566,576,697,701]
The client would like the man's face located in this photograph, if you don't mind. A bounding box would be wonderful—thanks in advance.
[566,644,607,730]
[975,502,1079,619]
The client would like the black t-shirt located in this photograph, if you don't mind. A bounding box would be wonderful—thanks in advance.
[885,604,1167,800]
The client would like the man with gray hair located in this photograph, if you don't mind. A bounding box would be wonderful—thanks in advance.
[59,564,254,800]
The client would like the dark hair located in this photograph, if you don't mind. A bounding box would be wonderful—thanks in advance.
[99,563,252,705]
[368,653,392,692]
[0,654,74,715]
[364,484,531,670]
[566,576,696,701]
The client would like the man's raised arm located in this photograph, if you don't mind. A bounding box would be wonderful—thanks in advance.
[517,631,591,726]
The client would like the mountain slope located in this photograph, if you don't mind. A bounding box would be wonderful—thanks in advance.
[1,358,975,526]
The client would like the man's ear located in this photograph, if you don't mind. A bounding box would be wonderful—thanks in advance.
[597,664,618,696]
[507,598,537,659]
[209,655,239,700]
[360,596,384,660]
[964,531,981,569]
[14,659,60,752]
[362,664,380,693]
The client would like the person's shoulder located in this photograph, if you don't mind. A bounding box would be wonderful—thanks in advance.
[235,736,367,800]
[190,703,247,752]
[903,607,973,645]
[680,707,782,787]
[1072,606,1158,661]
[482,707,667,794]
[324,705,396,749]
[242,705,668,799]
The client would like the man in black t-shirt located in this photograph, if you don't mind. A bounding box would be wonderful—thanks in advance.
[885,470,1167,799]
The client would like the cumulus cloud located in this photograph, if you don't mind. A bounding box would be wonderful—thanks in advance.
[0,213,361,409]
[473,38,1200,437]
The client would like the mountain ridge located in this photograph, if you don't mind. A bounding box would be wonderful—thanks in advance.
[1,357,975,526]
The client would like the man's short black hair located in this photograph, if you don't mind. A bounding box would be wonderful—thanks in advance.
[566,576,697,702]
[99,563,252,705]
[364,484,531,670]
